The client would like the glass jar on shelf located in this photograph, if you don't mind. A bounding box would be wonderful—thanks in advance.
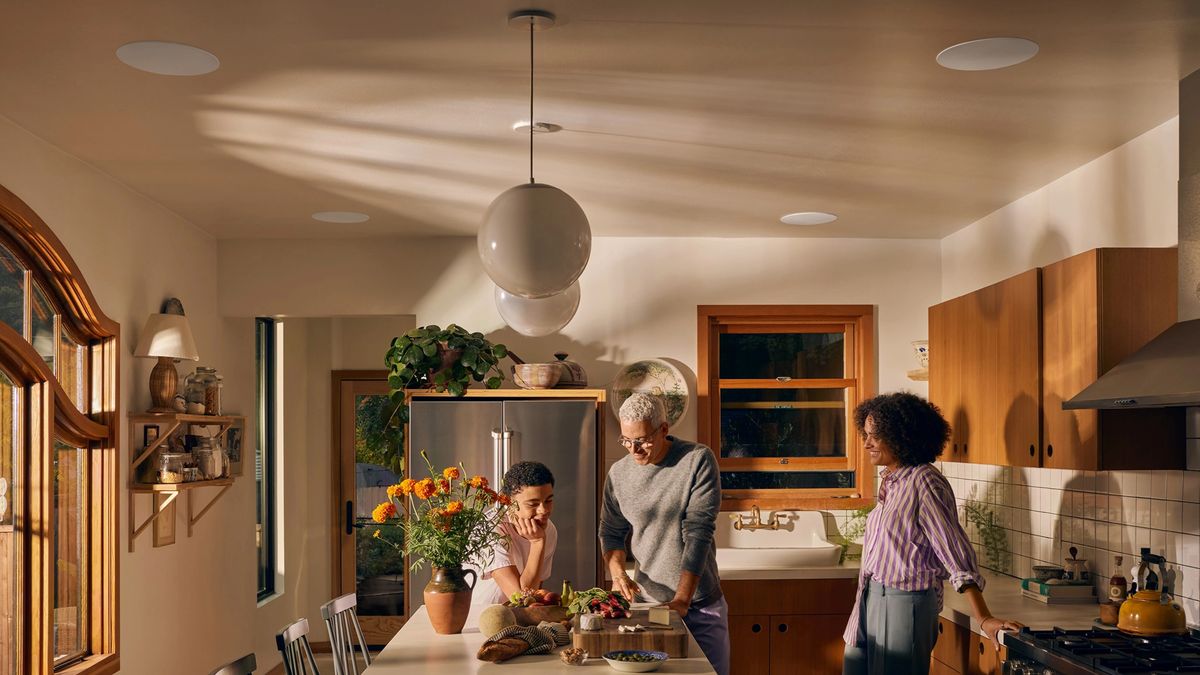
[157,452,187,484]
[185,367,218,414]
[194,437,227,480]
[205,372,223,416]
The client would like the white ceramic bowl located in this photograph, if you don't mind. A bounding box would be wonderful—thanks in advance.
[602,650,668,672]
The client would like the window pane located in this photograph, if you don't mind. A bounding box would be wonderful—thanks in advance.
[255,318,277,599]
[721,471,855,491]
[719,332,844,379]
[355,394,405,616]
[57,329,87,413]
[0,245,23,338]
[0,371,17,675]
[31,286,54,371]
[53,441,86,663]
[720,388,846,458]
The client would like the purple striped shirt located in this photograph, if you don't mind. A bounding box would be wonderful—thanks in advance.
[843,463,984,644]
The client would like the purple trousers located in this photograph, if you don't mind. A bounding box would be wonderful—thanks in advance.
[683,596,730,675]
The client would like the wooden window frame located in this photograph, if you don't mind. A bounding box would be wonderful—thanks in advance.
[697,305,875,511]
[0,184,119,675]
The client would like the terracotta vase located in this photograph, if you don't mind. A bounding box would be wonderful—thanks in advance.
[423,566,477,634]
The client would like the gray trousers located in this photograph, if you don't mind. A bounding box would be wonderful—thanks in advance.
[843,580,939,675]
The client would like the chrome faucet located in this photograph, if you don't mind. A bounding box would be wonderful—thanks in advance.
[731,505,779,531]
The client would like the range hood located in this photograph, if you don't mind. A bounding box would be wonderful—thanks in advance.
[1064,69,1200,410]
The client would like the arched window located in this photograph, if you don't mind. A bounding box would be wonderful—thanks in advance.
[0,184,119,675]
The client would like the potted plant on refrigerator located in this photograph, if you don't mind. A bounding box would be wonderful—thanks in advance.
[372,450,510,634]
[374,324,510,472]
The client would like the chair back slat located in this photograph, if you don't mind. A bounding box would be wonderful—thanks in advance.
[276,617,319,675]
[319,593,372,675]
[209,653,257,675]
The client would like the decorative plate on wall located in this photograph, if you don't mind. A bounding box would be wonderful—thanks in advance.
[610,359,690,426]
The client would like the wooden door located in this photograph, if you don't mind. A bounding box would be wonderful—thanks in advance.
[1042,250,1100,469]
[769,614,848,675]
[332,372,407,646]
[728,615,771,675]
[967,632,1003,675]
[930,617,968,672]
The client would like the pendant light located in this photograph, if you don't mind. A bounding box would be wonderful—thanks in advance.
[478,9,591,300]
[495,281,581,337]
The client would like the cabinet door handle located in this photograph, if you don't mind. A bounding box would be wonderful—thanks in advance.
[1029,444,1036,457]
[952,443,958,454]
[1047,444,1054,458]
[938,622,944,635]
[978,642,985,655]
[778,623,788,633]
[963,443,968,456]
[751,623,761,633]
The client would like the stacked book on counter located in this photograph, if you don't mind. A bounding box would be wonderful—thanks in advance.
[1020,578,1097,604]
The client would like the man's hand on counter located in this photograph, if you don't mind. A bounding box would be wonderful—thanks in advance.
[666,597,691,618]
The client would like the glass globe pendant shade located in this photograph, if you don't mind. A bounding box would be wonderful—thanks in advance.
[495,281,580,337]
[478,182,591,299]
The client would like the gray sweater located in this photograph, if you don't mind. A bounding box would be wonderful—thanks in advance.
[599,436,722,608]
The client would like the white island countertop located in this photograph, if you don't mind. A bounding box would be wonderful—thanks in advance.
[366,605,717,674]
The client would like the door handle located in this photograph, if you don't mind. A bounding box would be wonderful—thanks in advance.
[491,429,503,490]
[501,428,514,475]
[345,500,355,535]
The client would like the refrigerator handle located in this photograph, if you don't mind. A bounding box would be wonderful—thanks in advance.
[491,429,503,489]
[501,428,514,475]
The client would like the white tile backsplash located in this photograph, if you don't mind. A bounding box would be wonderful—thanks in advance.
[936,461,1200,624]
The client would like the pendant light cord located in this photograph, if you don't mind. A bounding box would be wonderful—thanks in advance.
[529,18,535,184]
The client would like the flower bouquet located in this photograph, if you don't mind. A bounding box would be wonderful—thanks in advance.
[372,450,510,633]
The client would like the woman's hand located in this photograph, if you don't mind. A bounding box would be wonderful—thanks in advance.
[510,513,546,542]
[980,616,1024,650]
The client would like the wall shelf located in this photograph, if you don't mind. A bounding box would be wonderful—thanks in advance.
[127,412,244,551]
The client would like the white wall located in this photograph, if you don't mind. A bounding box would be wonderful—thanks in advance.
[0,113,258,673]
[936,115,1200,622]
[941,117,1179,299]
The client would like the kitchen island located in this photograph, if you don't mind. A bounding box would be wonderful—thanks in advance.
[366,605,717,674]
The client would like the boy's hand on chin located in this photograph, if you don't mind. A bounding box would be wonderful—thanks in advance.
[510,513,547,542]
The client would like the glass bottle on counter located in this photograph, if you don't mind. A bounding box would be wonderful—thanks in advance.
[1109,555,1127,603]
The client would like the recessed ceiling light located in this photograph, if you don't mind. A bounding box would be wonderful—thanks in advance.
[311,211,370,224]
[936,37,1039,71]
[512,121,563,134]
[116,41,220,76]
[781,212,838,226]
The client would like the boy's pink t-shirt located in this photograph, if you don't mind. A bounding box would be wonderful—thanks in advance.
[474,519,557,605]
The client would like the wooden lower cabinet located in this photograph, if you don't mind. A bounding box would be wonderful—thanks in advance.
[929,617,1005,675]
[723,578,856,675]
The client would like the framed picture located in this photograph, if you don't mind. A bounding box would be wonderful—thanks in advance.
[143,424,160,449]
[152,493,176,547]
[226,421,244,476]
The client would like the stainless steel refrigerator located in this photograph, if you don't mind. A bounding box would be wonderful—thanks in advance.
[406,396,599,613]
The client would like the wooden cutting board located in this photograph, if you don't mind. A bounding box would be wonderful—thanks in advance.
[571,609,689,658]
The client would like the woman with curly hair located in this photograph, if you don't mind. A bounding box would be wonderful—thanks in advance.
[843,393,1022,675]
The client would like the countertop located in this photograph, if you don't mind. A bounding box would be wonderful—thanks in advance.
[366,605,717,674]
[717,561,860,580]
[939,570,1100,643]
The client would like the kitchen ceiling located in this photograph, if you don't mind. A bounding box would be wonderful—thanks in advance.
[2,1,1199,239]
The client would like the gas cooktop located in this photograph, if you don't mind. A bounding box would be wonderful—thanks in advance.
[1005,627,1200,674]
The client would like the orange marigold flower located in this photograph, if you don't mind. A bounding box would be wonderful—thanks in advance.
[372,529,382,539]
[443,466,461,481]
[468,475,488,489]
[398,478,416,495]
[437,479,450,494]
[496,493,512,506]
[445,500,464,515]
[371,502,397,523]
[413,478,436,500]
[386,484,403,499]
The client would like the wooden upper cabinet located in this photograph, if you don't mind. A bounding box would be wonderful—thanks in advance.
[930,269,1041,467]
[1042,248,1184,470]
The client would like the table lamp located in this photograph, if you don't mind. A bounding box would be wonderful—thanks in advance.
[133,299,199,412]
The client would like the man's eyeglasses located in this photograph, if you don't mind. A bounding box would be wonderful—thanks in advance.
[619,436,655,450]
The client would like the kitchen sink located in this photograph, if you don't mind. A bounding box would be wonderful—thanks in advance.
[714,510,842,569]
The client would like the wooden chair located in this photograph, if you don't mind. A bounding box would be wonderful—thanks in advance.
[275,618,320,675]
[320,593,372,675]
[209,653,256,675]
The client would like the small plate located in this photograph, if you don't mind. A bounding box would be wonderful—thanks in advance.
[602,650,669,672]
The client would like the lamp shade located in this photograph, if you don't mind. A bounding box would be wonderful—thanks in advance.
[133,313,199,360]
[478,182,591,299]
[495,281,580,337]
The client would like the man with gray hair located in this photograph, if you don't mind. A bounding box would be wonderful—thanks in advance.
[599,392,728,675]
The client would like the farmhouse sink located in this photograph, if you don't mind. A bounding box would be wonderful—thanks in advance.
[715,510,842,569]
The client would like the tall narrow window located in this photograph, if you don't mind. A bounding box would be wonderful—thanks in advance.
[52,441,86,666]
[255,317,278,600]
[0,371,18,675]
[698,306,875,510]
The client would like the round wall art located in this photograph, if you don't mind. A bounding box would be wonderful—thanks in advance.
[610,358,690,426]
